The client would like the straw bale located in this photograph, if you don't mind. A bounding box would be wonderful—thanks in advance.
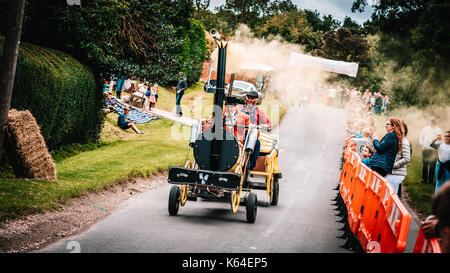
[4,109,57,181]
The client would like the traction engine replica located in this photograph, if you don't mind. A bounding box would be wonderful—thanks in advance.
[167,32,282,223]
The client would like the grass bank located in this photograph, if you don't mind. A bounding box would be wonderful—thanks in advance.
[373,105,449,218]
[0,82,288,221]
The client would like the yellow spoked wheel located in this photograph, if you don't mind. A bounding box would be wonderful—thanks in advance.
[180,185,188,206]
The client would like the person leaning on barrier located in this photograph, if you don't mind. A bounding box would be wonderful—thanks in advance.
[350,127,373,159]
[421,182,450,252]
[386,121,411,197]
[367,118,403,177]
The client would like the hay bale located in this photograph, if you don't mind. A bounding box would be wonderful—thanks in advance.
[4,109,57,181]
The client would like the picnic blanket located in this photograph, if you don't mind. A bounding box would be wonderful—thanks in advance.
[112,98,161,124]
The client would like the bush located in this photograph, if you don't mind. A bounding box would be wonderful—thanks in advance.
[0,37,103,151]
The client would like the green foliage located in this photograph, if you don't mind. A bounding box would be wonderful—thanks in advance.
[0,0,208,86]
[179,19,208,83]
[0,37,103,151]
[255,10,323,52]
[351,0,450,106]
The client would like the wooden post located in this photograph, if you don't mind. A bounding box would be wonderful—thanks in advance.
[0,0,26,161]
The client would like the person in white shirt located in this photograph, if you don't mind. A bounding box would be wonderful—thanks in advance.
[431,131,450,193]
[419,118,443,184]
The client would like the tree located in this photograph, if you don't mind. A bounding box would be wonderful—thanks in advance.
[255,9,323,52]
[352,0,450,105]
[1,0,206,86]
[0,0,26,161]
[304,9,340,33]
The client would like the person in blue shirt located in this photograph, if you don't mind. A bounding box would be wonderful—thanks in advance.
[367,118,403,177]
[118,106,143,134]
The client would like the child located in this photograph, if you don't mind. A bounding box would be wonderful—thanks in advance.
[148,84,159,110]
[361,145,375,165]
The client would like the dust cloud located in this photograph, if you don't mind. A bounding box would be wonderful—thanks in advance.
[210,25,333,103]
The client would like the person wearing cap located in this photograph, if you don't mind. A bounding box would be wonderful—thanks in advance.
[236,90,272,170]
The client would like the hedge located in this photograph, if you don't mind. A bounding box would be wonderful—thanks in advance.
[0,36,103,151]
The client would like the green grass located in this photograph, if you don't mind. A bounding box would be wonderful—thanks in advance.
[0,82,287,221]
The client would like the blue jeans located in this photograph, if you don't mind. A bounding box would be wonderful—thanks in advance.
[435,161,450,193]
[176,90,184,115]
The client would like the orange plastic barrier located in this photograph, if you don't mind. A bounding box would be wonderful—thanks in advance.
[413,227,443,253]
[377,190,411,253]
[357,171,391,252]
[338,148,412,253]
[340,151,360,208]
[347,161,371,234]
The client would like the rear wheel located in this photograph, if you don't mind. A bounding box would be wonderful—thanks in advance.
[270,178,279,206]
[168,186,180,216]
[246,192,257,223]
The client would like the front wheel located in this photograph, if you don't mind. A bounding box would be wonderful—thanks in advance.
[246,192,257,223]
[168,186,180,216]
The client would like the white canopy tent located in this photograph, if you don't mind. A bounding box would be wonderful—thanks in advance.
[288,52,359,78]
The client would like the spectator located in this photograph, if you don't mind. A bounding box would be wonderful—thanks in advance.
[382,95,391,116]
[420,182,450,252]
[374,93,383,115]
[118,106,143,134]
[115,77,125,99]
[148,84,159,110]
[175,71,188,117]
[386,121,411,197]
[131,83,148,108]
[361,145,375,166]
[419,118,443,184]
[102,92,116,114]
[103,81,110,93]
[431,130,450,193]
[350,127,373,159]
[367,118,403,177]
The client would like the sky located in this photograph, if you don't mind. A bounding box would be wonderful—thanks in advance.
[208,0,376,25]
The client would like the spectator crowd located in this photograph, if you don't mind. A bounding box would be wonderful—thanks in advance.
[101,76,163,134]
[341,87,449,252]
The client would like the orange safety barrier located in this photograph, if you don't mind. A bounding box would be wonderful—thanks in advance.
[347,162,371,234]
[337,147,412,253]
[340,151,360,208]
[377,184,411,253]
[357,172,393,252]
[413,227,444,253]
[339,147,352,184]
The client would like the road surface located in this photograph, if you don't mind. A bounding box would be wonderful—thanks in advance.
[40,104,420,253]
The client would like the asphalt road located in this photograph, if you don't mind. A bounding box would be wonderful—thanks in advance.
[40,104,420,253]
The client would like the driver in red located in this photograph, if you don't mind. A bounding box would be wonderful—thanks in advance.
[236,91,272,170]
